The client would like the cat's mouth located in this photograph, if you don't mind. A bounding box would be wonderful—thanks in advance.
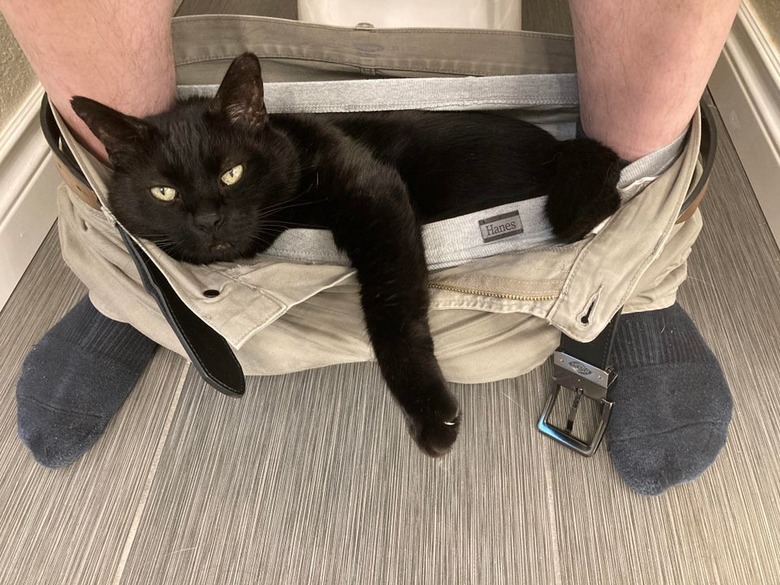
[204,238,239,260]
[211,242,233,252]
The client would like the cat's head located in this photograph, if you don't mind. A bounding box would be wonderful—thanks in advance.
[72,53,300,264]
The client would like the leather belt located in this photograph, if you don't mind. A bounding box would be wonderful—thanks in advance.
[538,101,718,456]
[40,95,101,211]
[119,227,246,396]
[537,311,621,455]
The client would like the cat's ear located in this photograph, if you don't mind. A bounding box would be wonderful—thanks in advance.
[211,52,268,131]
[71,96,154,164]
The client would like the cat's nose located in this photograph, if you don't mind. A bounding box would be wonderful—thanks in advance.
[194,212,223,230]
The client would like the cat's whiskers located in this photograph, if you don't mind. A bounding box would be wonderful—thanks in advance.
[249,202,324,232]
[259,220,318,230]
[136,233,175,246]
[254,184,321,215]
[248,233,277,250]
[154,240,183,255]
[256,197,325,218]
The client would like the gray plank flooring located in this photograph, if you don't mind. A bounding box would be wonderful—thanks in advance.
[0,231,191,585]
[117,366,559,584]
[0,2,779,584]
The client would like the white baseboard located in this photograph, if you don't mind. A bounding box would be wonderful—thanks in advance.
[709,4,780,246]
[0,85,60,313]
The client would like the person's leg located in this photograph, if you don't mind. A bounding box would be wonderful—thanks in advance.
[17,298,157,467]
[0,0,176,162]
[570,0,740,162]
[0,0,176,466]
[569,0,739,493]
[607,304,733,495]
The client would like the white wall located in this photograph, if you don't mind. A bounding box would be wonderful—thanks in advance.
[747,0,780,49]
[0,15,38,128]
[709,1,780,247]
[0,16,59,311]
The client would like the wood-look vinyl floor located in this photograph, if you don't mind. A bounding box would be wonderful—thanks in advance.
[1,4,778,584]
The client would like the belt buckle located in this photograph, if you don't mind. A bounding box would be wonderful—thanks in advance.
[537,351,616,456]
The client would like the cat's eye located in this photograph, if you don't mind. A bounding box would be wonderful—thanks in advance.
[150,186,177,201]
[220,164,244,186]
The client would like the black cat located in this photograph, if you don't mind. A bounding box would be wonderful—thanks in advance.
[72,52,620,457]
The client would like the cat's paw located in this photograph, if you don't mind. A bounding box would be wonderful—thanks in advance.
[406,393,461,457]
[548,189,621,242]
[546,138,622,242]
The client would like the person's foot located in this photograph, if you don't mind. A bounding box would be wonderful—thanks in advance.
[607,303,733,495]
[17,297,157,467]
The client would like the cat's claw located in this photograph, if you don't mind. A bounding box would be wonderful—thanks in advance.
[407,405,461,458]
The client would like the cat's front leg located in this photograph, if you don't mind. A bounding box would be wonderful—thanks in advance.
[328,162,460,457]
[368,317,461,458]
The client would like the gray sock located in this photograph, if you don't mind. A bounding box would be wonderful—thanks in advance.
[17,297,157,468]
[607,303,733,495]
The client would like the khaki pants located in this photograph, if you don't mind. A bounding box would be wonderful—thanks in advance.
[54,16,703,383]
